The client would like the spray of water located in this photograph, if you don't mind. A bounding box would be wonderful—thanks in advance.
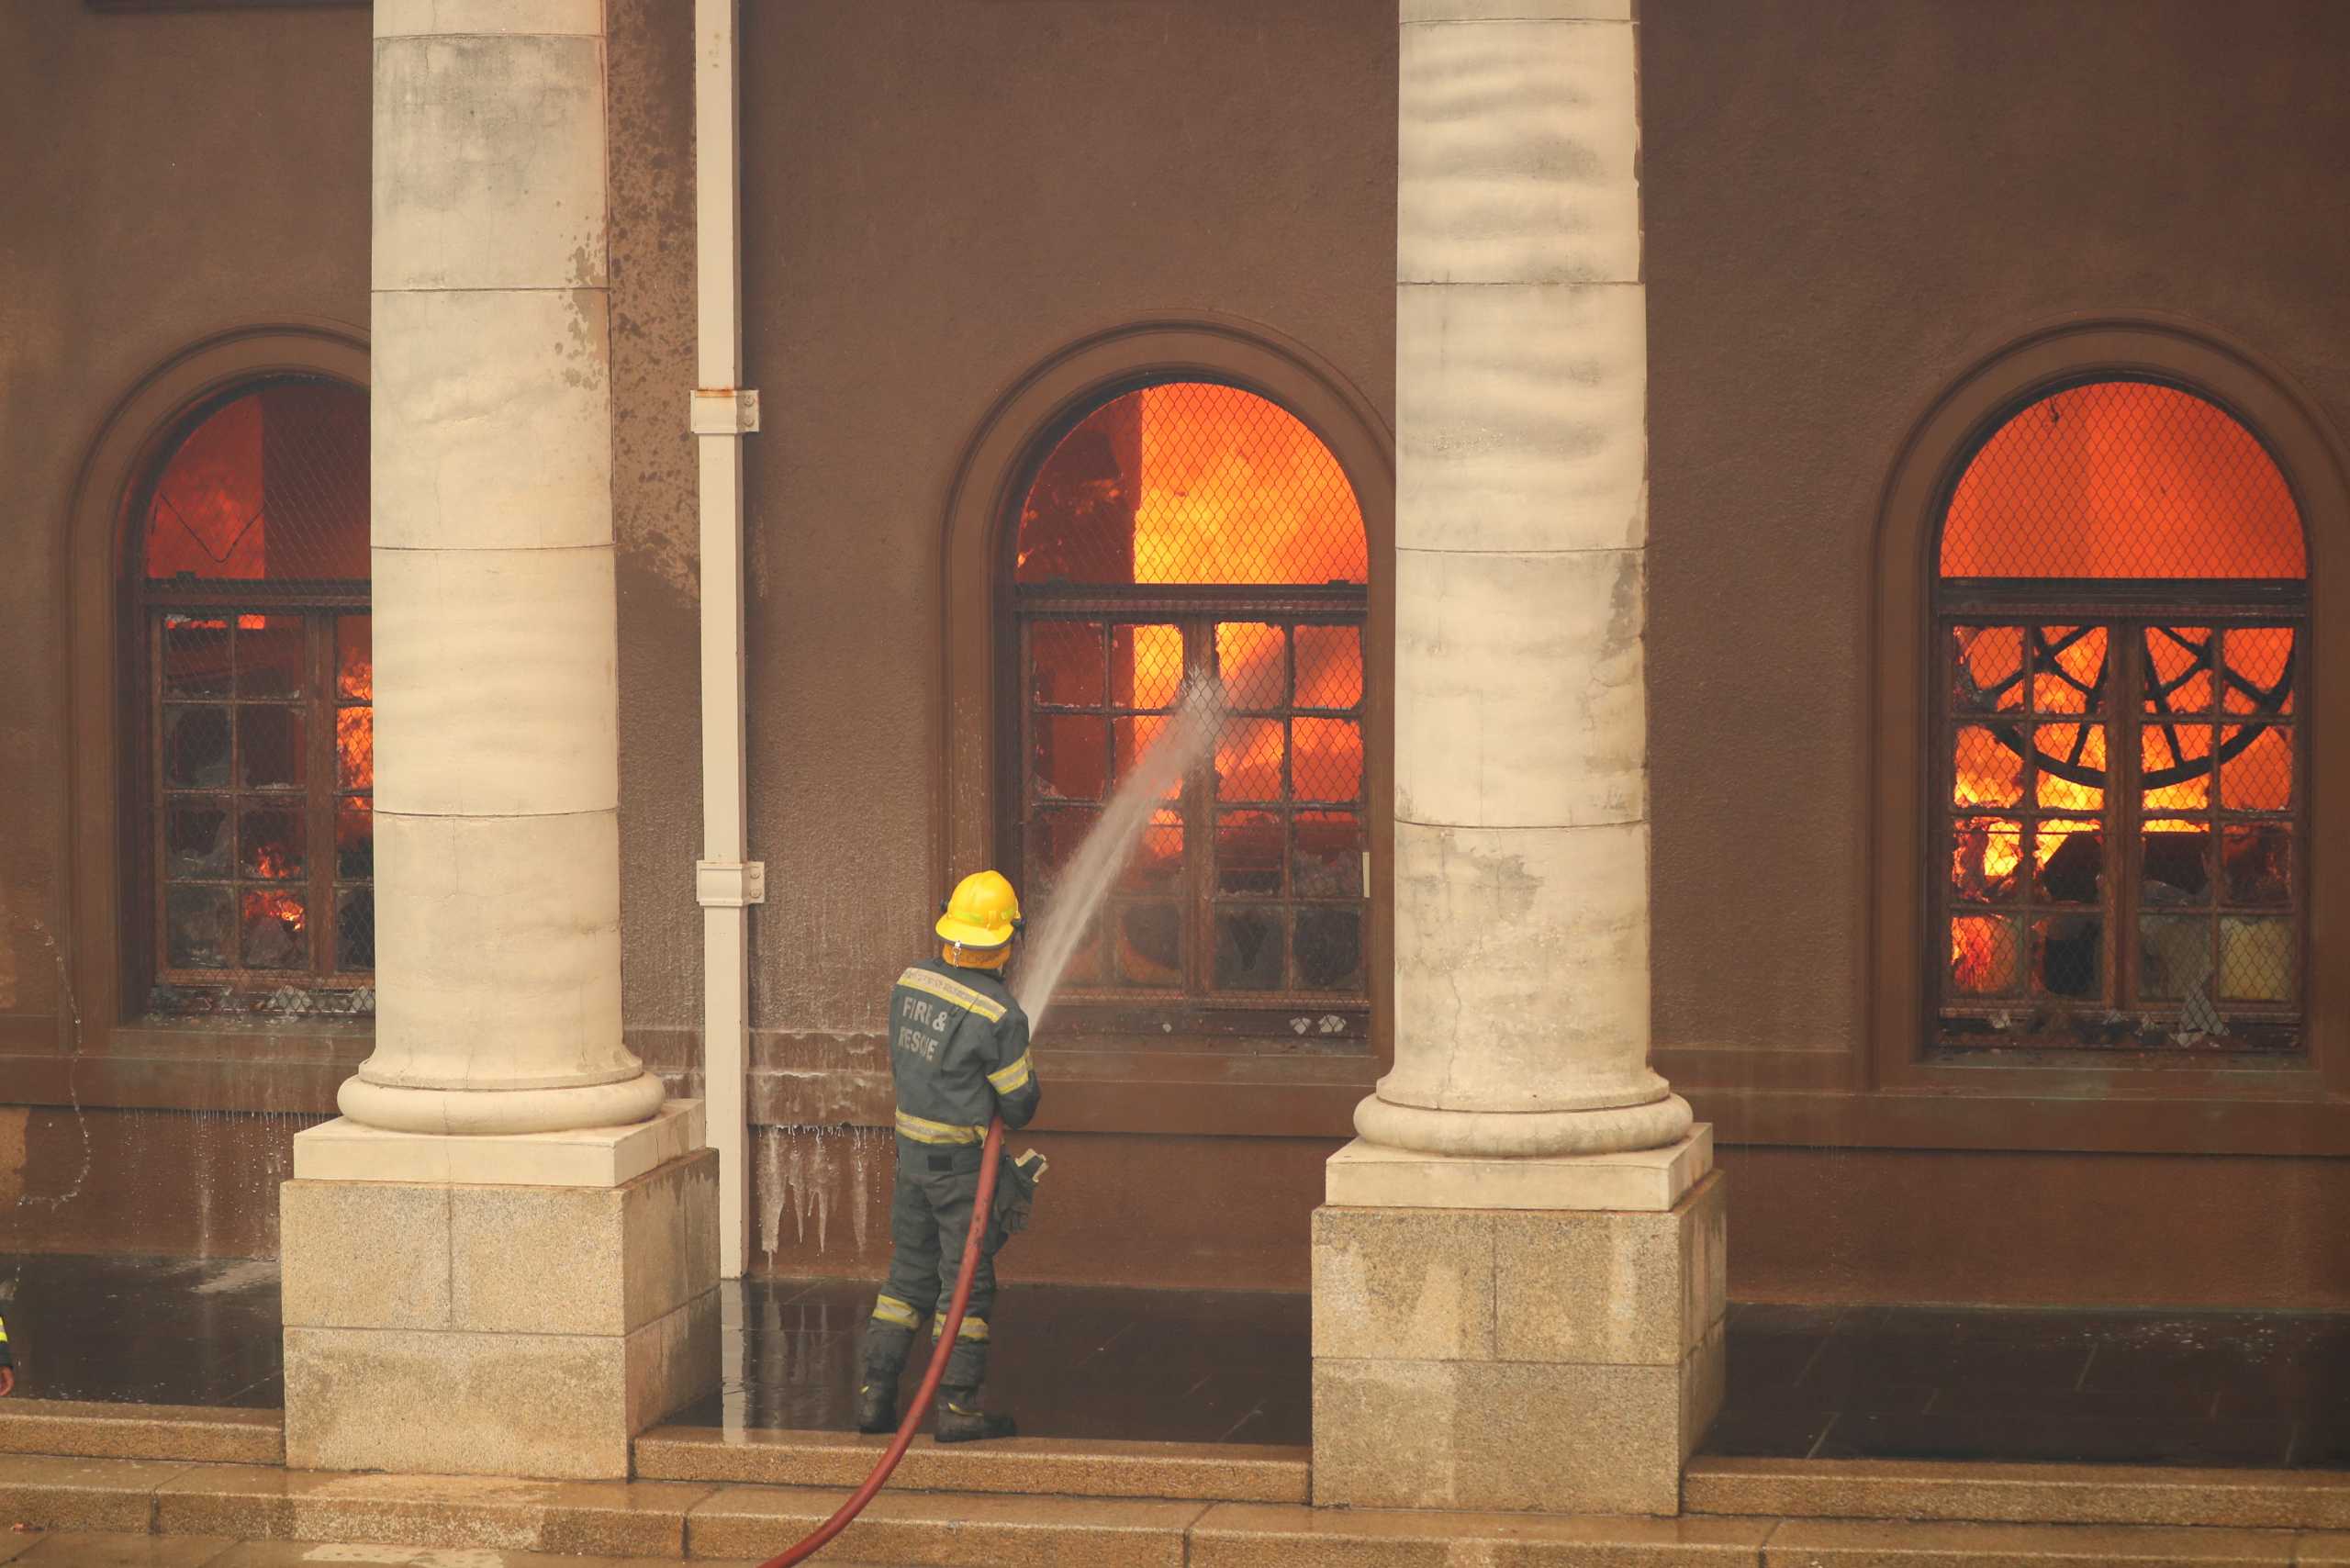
[1013,681,1225,1034]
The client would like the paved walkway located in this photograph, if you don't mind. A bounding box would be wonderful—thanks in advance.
[4,1254,2345,1467]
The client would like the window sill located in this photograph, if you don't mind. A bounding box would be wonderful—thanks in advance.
[1661,1046,2350,1156]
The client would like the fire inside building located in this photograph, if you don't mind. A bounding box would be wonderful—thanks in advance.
[0,0,2343,1561]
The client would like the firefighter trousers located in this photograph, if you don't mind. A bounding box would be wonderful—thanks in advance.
[866,1138,1002,1388]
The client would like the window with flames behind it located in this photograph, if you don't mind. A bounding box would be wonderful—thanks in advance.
[1012,382,1370,1036]
[137,377,373,1018]
[1935,380,2308,1056]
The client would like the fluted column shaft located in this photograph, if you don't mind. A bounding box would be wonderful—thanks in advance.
[1357,0,1690,1156]
[343,0,665,1136]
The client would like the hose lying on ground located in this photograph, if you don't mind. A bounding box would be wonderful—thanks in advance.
[758,1116,1006,1567]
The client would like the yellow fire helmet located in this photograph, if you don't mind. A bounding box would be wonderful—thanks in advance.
[935,868,1024,955]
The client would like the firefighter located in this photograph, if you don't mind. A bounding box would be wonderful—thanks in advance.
[856,869,1042,1443]
[0,1305,14,1397]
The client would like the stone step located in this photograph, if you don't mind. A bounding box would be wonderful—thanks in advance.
[1684,1456,2350,1532]
[633,1423,1309,1503]
[0,1401,283,1466]
[686,1484,1206,1564]
[0,1452,2333,1566]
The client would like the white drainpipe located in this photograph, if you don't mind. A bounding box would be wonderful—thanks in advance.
[690,0,759,1281]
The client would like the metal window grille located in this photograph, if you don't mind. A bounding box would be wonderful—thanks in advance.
[1012,382,1370,1040]
[1934,381,2306,1055]
[136,377,374,1018]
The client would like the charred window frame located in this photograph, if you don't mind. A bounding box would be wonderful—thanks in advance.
[1930,376,2309,1060]
[128,375,374,1019]
[1004,379,1372,1046]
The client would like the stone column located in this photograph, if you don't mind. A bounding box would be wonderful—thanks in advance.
[276,2,716,1481]
[346,0,666,1138]
[1311,1,1724,1516]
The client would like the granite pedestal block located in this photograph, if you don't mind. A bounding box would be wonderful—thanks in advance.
[1311,1127,1726,1516]
[278,1102,719,1480]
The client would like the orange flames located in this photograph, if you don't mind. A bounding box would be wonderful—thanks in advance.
[242,844,306,935]
[338,628,374,792]
[1126,386,1366,817]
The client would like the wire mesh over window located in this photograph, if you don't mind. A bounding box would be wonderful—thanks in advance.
[138,378,372,1018]
[1934,380,2306,1056]
[1013,382,1370,1036]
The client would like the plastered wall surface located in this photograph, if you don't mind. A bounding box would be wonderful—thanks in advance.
[1640,0,2350,1062]
[733,0,1396,1047]
[0,6,368,1035]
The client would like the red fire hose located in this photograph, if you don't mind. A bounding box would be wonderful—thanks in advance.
[758,1116,1007,1567]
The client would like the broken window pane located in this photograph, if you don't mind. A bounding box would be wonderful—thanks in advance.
[2139,822,2210,906]
[2218,724,2292,812]
[1294,907,1364,992]
[336,887,375,971]
[1032,715,1108,802]
[1113,903,1183,988]
[238,806,305,881]
[1948,915,2020,997]
[1952,725,2023,808]
[166,886,233,969]
[239,706,305,790]
[162,618,231,697]
[1030,621,1106,707]
[1120,811,1184,895]
[336,797,374,880]
[165,806,230,879]
[2139,915,2212,1003]
[2031,914,2104,1001]
[239,615,307,698]
[1950,626,2025,713]
[164,705,232,790]
[239,888,307,969]
[2221,824,2290,907]
[1292,812,1367,900]
[1215,810,1282,896]
[2031,823,2102,905]
[1214,905,1285,991]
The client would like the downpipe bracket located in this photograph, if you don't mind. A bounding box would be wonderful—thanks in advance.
[697,860,767,908]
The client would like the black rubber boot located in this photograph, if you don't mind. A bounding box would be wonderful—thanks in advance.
[855,1321,916,1435]
[934,1385,1018,1443]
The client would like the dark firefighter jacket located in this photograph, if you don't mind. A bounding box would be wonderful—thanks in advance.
[887,958,1040,1144]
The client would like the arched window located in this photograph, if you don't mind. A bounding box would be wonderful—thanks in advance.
[133,375,373,1016]
[1009,381,1370,1033]
[1935,379,2307,1054]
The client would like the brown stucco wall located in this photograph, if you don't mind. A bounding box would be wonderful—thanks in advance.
[1642,0,2350,1065]
[0,3,369,1047]
[733,0,1396,1047]
[1641,0,2350,1308]
[725,0,1395,1286]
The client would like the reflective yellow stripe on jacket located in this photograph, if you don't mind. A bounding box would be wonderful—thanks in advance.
[896,967,1007,1023]
[986,1051,1034,1094]
[895,1108,987,1145]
